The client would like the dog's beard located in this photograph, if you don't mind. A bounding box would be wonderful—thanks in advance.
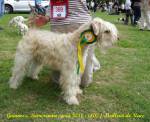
[96,35,114,54]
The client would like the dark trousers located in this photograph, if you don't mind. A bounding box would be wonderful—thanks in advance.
[133,6,141,24]
[93,6,97,12]
[125,9,133,25]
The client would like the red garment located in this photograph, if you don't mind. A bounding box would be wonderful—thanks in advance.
[34,15,50,27]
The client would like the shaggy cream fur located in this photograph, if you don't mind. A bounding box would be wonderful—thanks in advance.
[16,22,28,35]
[9,17,118,105]
[9,16,28,26]
[9,16,28,35]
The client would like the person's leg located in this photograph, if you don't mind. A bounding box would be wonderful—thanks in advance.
[130,15,134,25]
[130,11,134,25]
[137,7,141,22]
[125,10,129,24]
[133,7,136,24]
[145,10,150,30]
[134,6,141,24]
[133,7,138,24]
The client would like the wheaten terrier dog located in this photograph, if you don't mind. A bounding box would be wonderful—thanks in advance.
[9,17,118,105]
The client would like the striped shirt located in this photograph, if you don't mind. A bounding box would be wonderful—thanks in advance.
[50,0,92,25]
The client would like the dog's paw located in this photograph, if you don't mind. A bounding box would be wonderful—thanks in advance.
[76,88,83,95]
[9,82,18,89]
[65,96,79,105]
[9,78,19,89]
[32,75,39,80]
[27,75,39,80]
[81,79,92,88]
[93,64,101,72]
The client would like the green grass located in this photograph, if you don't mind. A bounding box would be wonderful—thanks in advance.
[0,12,150,122]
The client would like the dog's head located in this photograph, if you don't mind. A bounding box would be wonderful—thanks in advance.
[91,18,119,52]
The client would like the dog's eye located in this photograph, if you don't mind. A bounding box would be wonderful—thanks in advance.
[104,30,110,33]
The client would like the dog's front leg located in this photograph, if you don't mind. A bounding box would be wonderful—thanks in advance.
[60,66,80,105]
[81,47,100,87]
[81,54,94,87]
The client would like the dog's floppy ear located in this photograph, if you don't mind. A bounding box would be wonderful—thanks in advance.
[91,21,100,35]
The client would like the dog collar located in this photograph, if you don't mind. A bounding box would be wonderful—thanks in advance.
[77,29,97,74]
